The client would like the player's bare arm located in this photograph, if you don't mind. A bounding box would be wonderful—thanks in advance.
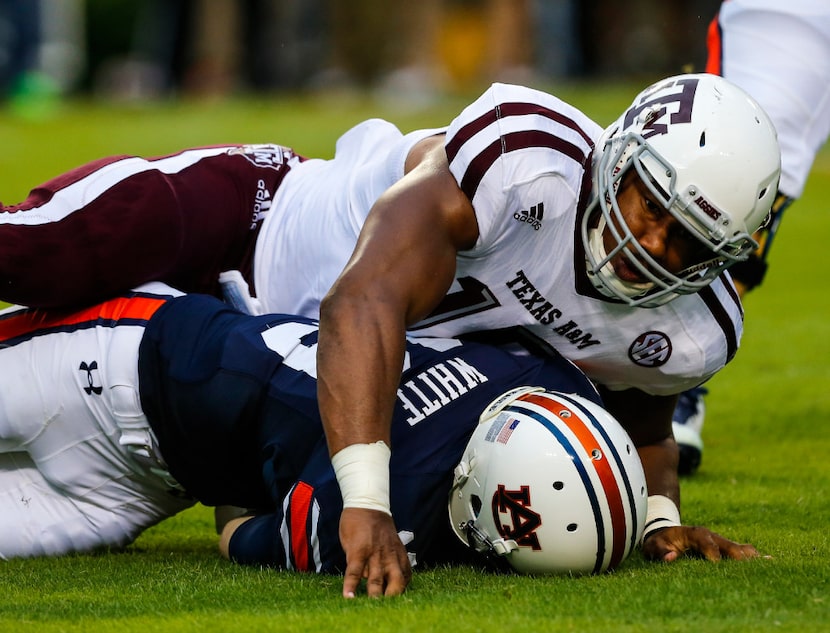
[600,387,759,562]
[600,387,680,501]
[318,135,477,454]
[317,135,478,597]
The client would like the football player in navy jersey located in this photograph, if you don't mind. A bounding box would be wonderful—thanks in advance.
[0,73,778,595]
[0,283,655,581]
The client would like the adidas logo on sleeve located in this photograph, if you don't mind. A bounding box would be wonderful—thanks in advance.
[513,203,544,230]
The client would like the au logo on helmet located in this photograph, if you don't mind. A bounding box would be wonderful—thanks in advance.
[492,484,542,550]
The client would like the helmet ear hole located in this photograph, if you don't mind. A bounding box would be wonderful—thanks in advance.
[566,523,578,532]
[470,494,482,517]
[553,481,564,490]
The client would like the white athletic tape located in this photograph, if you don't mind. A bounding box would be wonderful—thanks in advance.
[331,441,392,516]
[642,494,682,543]
[219,270,263,316]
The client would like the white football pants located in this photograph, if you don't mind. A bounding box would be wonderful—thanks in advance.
[717,0,830,199]
[0,313,193,559]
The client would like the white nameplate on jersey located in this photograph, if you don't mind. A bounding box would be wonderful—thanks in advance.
[397,357,489,426]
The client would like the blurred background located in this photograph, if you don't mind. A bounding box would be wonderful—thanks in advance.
[0,0,722,108]
[0,0,728,200]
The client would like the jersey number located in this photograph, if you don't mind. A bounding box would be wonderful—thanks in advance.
[409,276,500,330]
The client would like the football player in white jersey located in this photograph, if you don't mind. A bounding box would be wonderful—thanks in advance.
[303,74,779,596]
[672,0,830,473]
[0,73,780,596]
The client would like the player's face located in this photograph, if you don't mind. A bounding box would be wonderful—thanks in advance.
[605,172,708,284]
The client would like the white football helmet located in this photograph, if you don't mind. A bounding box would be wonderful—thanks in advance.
[581,73,781,307]
[448,387,647,575]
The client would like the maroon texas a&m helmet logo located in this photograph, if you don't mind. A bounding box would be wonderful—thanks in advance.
[622,77,699,139]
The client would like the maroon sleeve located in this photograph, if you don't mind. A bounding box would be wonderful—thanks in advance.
[0,144,296,307]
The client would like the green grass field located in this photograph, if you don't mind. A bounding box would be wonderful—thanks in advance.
[1,81,828,632]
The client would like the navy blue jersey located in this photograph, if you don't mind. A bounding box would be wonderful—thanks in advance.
[138,294,600,573]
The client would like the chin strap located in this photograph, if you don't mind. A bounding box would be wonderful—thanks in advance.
[463,520,519,557]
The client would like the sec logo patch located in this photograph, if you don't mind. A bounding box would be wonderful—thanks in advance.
[628,331,672,367]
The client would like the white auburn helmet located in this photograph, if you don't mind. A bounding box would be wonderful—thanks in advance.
[448,387,647,575]
[581,73,781,307]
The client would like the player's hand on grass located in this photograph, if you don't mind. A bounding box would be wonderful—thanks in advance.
[339,507,412,598]
[642,525,759,562]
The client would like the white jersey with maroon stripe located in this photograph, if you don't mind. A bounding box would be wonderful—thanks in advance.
[254,83,745,396]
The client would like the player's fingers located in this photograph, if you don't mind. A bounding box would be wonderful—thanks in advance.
[365,548,411,598]
[382,555,411,597]
[342,560,367,599]
[661,549,679,562]
[641,526,684,561]
[364,555,386,599]
[692,528,762,561]
[714,534,759,560]
[688,527,722,562]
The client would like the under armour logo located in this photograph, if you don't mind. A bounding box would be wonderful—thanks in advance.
[79,361,103,395]
[492,485,542,550]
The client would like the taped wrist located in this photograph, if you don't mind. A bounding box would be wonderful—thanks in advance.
[331,441,392,516]
[642,495,681,543]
